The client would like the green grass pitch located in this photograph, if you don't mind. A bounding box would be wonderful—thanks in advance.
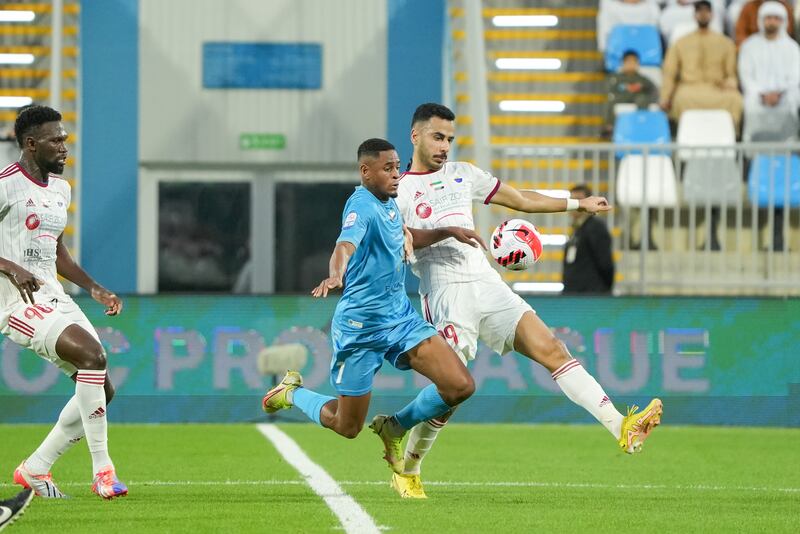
[1,423,798,533]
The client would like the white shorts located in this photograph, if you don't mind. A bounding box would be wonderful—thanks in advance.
[0,295,100,377]
[420,277,534,364]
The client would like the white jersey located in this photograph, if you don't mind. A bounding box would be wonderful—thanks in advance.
[397,161,502,294]
[0,162,70,312]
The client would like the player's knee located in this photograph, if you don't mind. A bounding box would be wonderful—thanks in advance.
[82,344,107,370]
[447,374,475,405]
[542,336,570,366]
[338,422,363,439]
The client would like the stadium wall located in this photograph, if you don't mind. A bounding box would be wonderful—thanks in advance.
[1,296,797,427]
[80,0,444,294]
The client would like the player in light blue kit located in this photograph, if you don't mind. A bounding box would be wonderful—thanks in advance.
[262,138,479,473]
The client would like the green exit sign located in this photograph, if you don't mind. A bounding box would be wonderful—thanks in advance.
[239,133,286,150]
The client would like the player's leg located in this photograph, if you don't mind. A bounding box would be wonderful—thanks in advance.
[512,310,662,453]
[372,327,475,474]
[263,332,380,439]
[399,287,478,496]
[23,374,115,481]
[52,325,126,498]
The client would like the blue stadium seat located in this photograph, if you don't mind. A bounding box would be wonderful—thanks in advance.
[747,155,800,208]
[613,110,670,158]
[605,25,662,72]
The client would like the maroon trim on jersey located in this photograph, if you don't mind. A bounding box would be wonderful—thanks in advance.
[15,163,49,188]
[0,163,20,179]
[402,170,437,176]
[483,178,501,204]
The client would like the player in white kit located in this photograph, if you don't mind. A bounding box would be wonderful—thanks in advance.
[3,106,127,499]
[392,103,663,498]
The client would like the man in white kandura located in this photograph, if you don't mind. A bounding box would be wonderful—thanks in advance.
[392,103,663,498]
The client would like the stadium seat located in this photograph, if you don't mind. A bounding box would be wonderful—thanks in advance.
[616,154,679,208]
[682,158,742,207]
[613,110,671,159]
[605,25,662,72]
[747,154,800,208]
[677,110,736,160]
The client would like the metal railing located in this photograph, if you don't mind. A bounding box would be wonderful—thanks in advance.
[486,142,800,296]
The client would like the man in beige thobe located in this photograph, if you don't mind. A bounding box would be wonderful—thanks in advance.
[660,0,743,131]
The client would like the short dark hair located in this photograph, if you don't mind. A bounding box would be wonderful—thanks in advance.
[411,102,455,128]
[14,105,62,148]
[357,138,395,161]
[622,50,640,61]
[570,184,592,197]
[694,0,712,12]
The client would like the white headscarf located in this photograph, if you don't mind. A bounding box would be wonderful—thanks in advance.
[757,1,789,36]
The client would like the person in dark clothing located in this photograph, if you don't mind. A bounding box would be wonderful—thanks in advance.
[562,185,615,294]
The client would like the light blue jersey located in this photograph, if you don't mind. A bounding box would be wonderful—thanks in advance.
[333,186,414,332]
[329,186,437,396]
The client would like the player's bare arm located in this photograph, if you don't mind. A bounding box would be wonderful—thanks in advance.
[312,241,356,298]
[55,233,122,316]
[0,257,42,304]
[489,183,612,214]
[407,226,487,250]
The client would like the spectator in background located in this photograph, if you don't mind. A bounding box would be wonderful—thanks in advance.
[739,0,800,142]
[562,185,615,294]
[660,0,725,43]
[735,0,794,47]
[596,0,660,51]
[739,1,799,251]
[660,0,743,132]
[602,50,659,137]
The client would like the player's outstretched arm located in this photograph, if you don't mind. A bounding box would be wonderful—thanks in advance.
[489,183,612,214]
[407,227,487,250]
[311,241,356,298]
[55,233,122,315]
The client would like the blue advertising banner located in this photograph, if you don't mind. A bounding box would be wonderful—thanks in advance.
[202,42,322,89]
[1,296,797,426]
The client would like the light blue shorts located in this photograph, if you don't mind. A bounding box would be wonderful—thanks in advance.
[329,314,437,396]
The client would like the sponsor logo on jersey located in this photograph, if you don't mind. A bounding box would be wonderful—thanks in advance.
[25,198,35,207]
[25,214,40,230]
[413,191,424,200]
[24,248,40,259]
[347,319,363,329]
[343,211,357,229]
[415,202,432,219]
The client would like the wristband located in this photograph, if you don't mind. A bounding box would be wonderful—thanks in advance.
[566,198,579,211]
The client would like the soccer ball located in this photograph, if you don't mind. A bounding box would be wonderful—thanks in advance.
[490,219,543,270]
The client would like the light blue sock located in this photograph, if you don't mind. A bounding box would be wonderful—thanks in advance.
[394,384,451,430]
[292,388,335,426]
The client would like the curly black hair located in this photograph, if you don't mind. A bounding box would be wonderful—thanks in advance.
[357,138,395,161]
[14,105,62,148]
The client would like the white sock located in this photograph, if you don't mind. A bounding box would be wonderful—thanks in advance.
[75,370,113,474]
[403,418,447,476]
[552,360,624,439]
[25,395,85,474]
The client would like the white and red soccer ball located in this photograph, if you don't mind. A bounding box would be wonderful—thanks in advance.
[490,218,543,271]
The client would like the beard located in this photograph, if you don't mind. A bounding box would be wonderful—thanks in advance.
[697,19,711,29]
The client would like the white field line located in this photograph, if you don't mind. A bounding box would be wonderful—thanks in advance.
[255,423,381,534]
[1,479,797,493]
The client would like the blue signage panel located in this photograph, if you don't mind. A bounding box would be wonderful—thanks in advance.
[202,42,322,89]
